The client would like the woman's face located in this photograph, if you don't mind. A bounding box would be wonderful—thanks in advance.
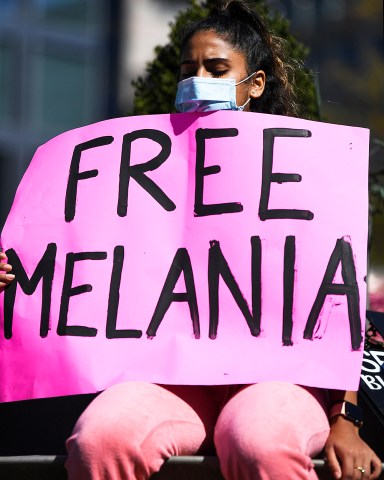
[180,30,265,111]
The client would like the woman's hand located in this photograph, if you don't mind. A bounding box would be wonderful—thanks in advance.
[0,251,14,291]
[325,415,382,479]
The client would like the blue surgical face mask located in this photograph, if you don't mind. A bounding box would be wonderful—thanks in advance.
[175,73,255,113]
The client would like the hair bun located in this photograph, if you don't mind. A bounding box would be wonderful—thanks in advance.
[210,0,268,38]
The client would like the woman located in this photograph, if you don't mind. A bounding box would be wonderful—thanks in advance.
[1,1,381,479]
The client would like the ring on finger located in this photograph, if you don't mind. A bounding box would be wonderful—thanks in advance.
[354,466,365,474]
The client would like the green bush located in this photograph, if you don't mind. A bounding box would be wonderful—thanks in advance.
[131,0,319,120]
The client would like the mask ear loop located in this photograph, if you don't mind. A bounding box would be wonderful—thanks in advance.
[237,97,251,111]
[235,71,256,86]
[235,72,256,110]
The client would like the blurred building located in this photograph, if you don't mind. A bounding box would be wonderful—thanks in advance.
[0,0,120,225]
[270,0,383,138]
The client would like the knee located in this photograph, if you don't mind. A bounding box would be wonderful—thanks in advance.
[215,417,284,468]
[214,392,301,467]
[65,416,148,480]
[216,437,316,480]
[215,424,313,480]
[214,405,328,480]
[215,383,329,477]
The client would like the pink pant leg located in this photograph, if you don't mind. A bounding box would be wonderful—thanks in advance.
[214,382,330,480]
[65,382,219,480]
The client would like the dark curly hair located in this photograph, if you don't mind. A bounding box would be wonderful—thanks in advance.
[181,0,299,117]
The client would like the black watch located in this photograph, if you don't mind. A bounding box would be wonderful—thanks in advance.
[329,401,363,428]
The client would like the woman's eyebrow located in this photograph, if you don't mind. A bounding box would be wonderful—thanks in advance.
[180,57,230,66]
[205,57,230,63]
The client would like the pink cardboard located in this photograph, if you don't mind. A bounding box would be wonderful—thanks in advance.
[0,111,369,401]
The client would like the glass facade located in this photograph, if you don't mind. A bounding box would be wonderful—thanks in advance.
[0,0,119,226]
[0,42,14,125]
[0,0,17,19]
[36,0,91,27]
[28,49,94,135]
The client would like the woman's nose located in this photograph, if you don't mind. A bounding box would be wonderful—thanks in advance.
[195,66,210,77]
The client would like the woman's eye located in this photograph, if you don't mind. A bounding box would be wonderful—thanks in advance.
[211,70,228,78]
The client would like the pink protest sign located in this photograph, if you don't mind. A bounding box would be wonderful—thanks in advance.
[0,111,369,402]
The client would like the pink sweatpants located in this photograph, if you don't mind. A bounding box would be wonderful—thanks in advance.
[65,382,330,480]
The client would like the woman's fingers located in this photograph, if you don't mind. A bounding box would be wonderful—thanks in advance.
[369,453,382,479]
[325,444,342,479]
[0,252,14,290]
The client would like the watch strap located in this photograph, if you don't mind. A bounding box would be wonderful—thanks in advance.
[329,401,363,428]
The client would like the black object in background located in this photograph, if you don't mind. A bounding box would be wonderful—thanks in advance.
[359,310,384,459]
[0,393,98,455]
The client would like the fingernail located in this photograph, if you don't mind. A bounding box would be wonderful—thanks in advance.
[6,274,15,280]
